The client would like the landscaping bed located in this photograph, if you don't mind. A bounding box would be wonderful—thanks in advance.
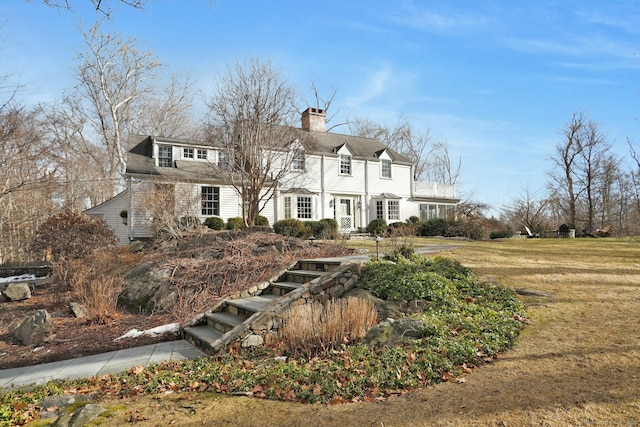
[1,251,527,425]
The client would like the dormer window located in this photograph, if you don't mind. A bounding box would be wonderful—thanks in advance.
[381,159,392,178]
[183,148,194,159]
[197,149,207,160]
[340,155,351,175]
[158,145,173,167]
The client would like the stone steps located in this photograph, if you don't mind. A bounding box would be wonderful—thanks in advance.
[182,259,344,355]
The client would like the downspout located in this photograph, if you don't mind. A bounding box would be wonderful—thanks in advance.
[321,154,326,219]
[364,158,369,231]
[127,176,133,241]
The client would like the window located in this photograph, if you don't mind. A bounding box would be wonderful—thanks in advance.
[158,145,173,167]
[419,204,428,222]
[376,200,384,219]
[201,186,219,216]
[381,159,392,178]
[183,148,194,159]
[284,197,292,219]
[197,149,207,160]
[292,151,305,171]
[388,200,399,221]
[297,196,312,219]
[340,155,351,175]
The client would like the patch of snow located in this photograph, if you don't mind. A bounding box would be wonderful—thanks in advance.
[115,323,180,341]
[0,274,36,283]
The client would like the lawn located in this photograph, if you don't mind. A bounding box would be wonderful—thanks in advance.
[6,237,640,426]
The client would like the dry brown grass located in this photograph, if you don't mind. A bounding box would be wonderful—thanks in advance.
[53,249,142,324]
[279,297,378,356]
[97,238,640,426]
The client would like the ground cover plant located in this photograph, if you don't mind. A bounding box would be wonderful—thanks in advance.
[76,237,640,426]
[0,252,527,425]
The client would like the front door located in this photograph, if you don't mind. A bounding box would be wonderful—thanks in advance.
[337,198,353,233]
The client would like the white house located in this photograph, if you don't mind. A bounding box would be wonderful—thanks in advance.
[87,108,459,244]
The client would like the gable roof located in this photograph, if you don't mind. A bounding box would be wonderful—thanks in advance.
[298,130,412,164]
[125,127,414,180]
[125,135,225,181]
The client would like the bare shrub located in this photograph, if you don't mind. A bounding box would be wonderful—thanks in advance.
[30,211,118,260]
[279,297,378,357]
[165,232,356,322]
[53,249,140,324]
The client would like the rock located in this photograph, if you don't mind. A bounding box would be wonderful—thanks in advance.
[241,334,264,347]
[52,403,106,427]
[40,395,92,421]
[69,302,89,319]
[2,282,32,301]
[360,318,425,347]
[128,240,146,253]
[14,309,54,346]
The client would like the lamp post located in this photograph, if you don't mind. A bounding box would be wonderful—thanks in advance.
[374,236,383,260]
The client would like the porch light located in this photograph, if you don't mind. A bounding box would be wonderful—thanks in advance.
[373,236,383,260]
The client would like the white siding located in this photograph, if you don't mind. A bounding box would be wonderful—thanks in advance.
[130,180,156,239]
[85,191,130,246]
[367,161,412,197]
[323,156,367,195]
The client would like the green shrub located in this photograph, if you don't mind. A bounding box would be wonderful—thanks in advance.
[319,218,338,239]
[418,218,449,236]
[366,218,387,235]
[304,221,324,239]
[358,258,457,303]
[254,215,270,226]
[204,216,225,230]
[383,245,415,262]
[407,215,420,225]
[273,219,306,237]
[226,217,246,230]
[303,219,339,240]
[490,229,513,239]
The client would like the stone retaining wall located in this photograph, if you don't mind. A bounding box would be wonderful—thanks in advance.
[186,262,363,354]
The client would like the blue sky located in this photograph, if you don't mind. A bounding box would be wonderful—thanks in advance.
[2,1,639,213]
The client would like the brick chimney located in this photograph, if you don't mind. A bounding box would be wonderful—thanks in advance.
[301,107,326,132]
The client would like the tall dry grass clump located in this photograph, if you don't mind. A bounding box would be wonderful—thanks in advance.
[279,297,378,357]
[53,249,141,324]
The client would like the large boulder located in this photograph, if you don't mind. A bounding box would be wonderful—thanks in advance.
[14,309,54,346]
[2,282,32,301]
[69,302,89,319]
[359,318,426,347]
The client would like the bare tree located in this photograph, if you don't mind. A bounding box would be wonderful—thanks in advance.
[502,185,551,235]
[0,106,56,262]
[549,112,584,228]
[35,0,147,15]
[75,22,162,195]
[424,140,462,185]
[307,82,347,132]
[548,112,616,232]
[575,119,612,231]
[348,118,460,183]
[129,73,198,139]
[37,95,111,211]
[204,57,300,227]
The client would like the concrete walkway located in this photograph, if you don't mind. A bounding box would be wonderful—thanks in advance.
[0,340,206,390]
[0,243,458,391]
